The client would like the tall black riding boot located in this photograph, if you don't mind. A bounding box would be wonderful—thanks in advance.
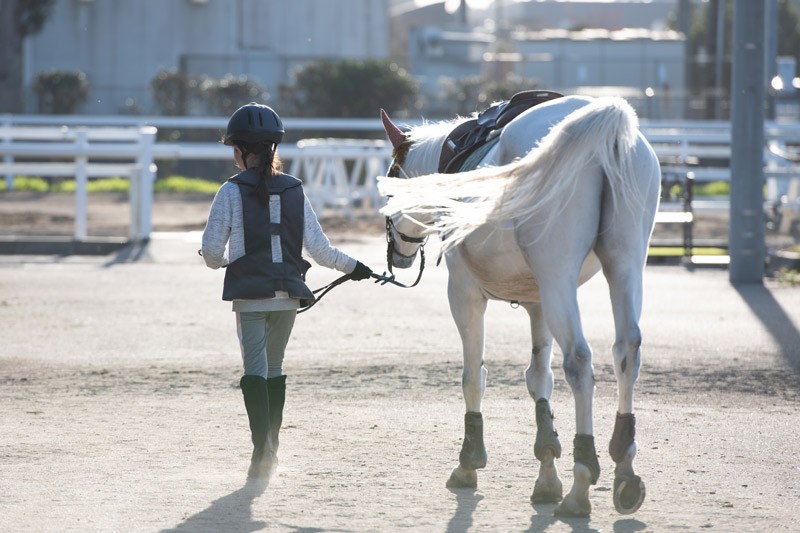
[266,375,287,457]
[240,375,273,478]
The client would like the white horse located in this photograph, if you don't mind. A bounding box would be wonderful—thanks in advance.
[377,95,661,517]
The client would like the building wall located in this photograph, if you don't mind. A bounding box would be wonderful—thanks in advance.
[409,25,685,119]
[24,0,389,114]
[514,29,683,85]
[512,29,685,118]
[497,0,677,31]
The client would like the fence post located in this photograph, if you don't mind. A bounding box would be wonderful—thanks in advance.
[129,164,141,240]
[74,129,88,241]
[2,155,12,190]
[133,127,157,241]
[779,177,799,235]
[1,120,12,190]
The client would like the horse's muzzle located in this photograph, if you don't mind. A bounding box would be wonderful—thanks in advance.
[391,250,417,269]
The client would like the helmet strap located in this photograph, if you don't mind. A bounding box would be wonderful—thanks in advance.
[236,143,253,170]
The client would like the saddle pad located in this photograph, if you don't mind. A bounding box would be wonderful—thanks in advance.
[457,136,501,173]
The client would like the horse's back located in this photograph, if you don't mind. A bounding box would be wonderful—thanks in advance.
[493,95,596,164]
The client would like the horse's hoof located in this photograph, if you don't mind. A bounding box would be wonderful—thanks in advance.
[531,487,563,504]
[446,465,478,489]
[613,475,645,514]
[530,479,563,503]
[553,496,591,518]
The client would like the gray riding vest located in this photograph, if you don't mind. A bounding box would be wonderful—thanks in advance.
[222,169,314,303]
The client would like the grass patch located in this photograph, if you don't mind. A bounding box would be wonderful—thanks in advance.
[55,177,131,193]
[693,181,730,197]
[1,175,219,195]
[153,176,220,195]
[648,246,728,257]
[0,176,51,192]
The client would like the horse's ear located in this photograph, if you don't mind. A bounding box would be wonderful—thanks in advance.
[380,108,406,149]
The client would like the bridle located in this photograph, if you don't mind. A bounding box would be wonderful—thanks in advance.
[382,139,428,289]
[384,215,426,287]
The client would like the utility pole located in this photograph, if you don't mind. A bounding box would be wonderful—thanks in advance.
[729,0,766,284]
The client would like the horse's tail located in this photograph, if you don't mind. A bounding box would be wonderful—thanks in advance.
[378,96,644,252]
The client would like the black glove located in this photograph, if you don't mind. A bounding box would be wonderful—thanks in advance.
[349,261,373,281]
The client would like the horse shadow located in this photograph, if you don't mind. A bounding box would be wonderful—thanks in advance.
[527,503,600,533]
[446,489,646,532]
[527,503,647,533]
[446,488,484,532]
[160,477,269,533]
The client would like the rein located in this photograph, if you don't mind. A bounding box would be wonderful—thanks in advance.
[297,261,425,314]
[299,137,427,314]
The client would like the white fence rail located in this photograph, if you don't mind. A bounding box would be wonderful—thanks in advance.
[1,116,800,242]
[1,125,157,240]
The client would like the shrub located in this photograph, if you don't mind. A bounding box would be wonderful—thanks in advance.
[32,70,90,114]
[151,69,194,116]
[200,74,267,116]
[279,59,417,118]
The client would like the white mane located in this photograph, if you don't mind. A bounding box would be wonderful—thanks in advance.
[398,119,463,178]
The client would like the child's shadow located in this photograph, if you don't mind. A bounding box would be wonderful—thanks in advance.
[161,477,268,533]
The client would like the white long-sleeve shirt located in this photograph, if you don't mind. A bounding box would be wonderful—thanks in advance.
[201,180,358,312]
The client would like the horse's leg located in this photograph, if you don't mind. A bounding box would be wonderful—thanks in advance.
[521,302,563,503]
[521,245,598,517]
[597,257,647,515]
[445,255,489,489]
[538,282,598,517]
[517,189,602,516]
[594,142,659,514]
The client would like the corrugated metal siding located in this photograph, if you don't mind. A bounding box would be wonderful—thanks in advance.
[24,0,389,114]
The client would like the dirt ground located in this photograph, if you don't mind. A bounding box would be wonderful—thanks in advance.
[0,191,384,238]
[1,193,799,532]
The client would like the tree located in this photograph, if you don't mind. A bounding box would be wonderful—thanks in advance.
[777,0,800,70]
[278,59,417,118]
[440,75,540,117]
[0,0,56,113]
[674,0,800,118]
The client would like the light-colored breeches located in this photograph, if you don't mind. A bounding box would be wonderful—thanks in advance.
[235,310,297,378]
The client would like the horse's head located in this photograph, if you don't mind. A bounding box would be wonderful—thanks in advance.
[380,109,433,270]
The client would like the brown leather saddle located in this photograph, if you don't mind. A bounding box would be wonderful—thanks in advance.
[438,90,563,174]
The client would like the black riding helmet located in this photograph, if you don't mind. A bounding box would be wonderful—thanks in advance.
[223,102,284,146]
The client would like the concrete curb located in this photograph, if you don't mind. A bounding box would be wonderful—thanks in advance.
[0,236,131,256]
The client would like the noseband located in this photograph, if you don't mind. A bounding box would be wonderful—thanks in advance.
[385,216,426,271]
